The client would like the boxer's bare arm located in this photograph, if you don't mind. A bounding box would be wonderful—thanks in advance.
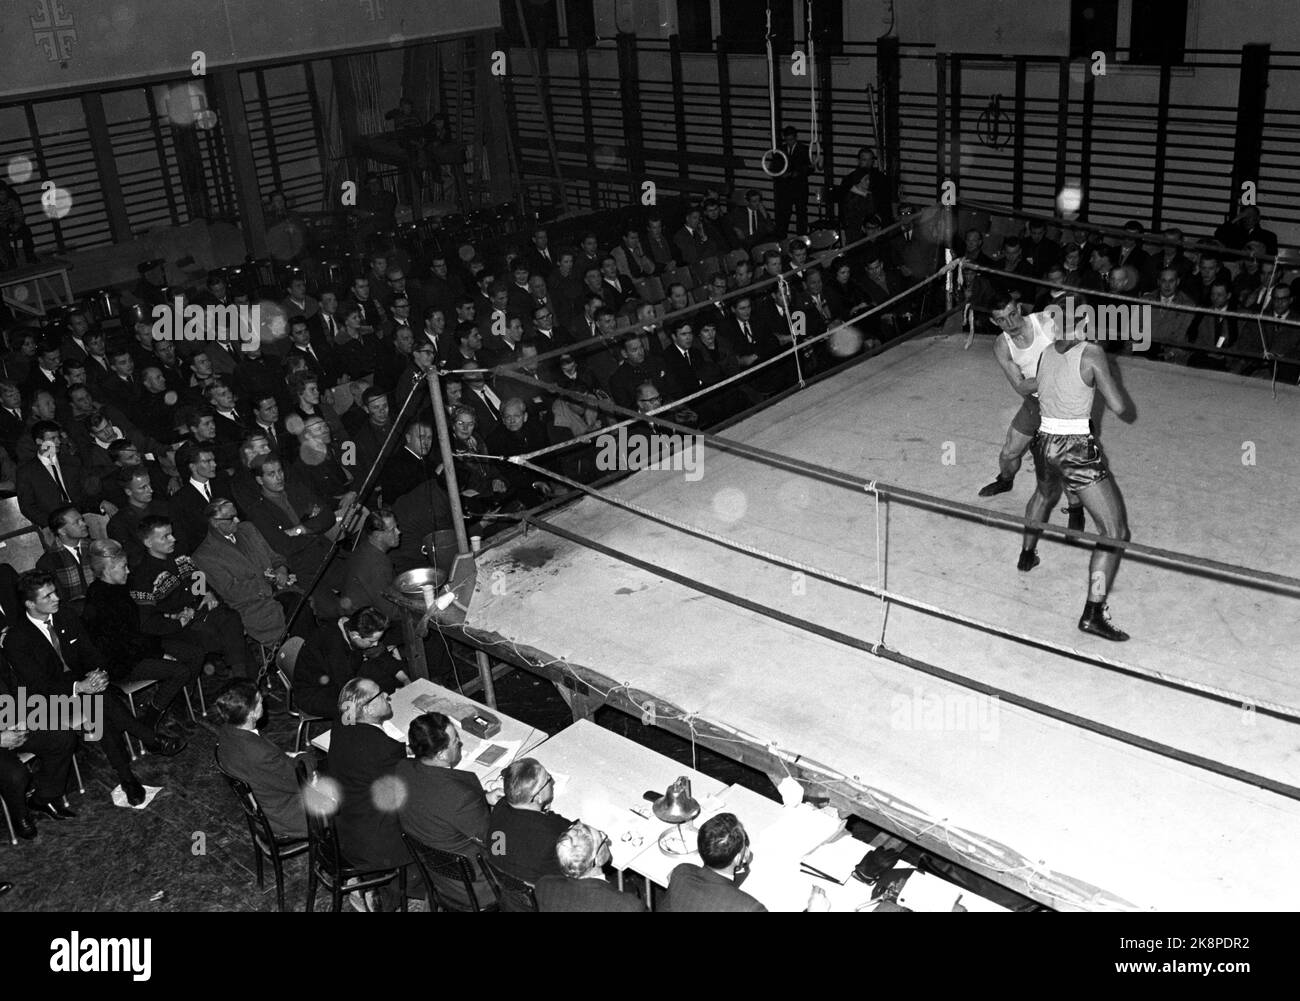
[1081,342,1133,421]
[993,334,1037,397]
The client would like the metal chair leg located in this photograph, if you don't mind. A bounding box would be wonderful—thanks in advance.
[71,753,84,795]
[1,799,16,846]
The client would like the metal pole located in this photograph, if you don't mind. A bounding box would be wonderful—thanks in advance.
[425,369,497,706]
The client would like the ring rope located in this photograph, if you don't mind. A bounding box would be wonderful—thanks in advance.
[516,515,1300,802]
[507,458,1300,722]
[499,324,1300,597]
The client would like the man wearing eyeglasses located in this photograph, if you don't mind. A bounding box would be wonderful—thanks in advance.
[328,677,413,910]
[977,295,1086,534]
[534,821,641,912]
[485,758,574,892]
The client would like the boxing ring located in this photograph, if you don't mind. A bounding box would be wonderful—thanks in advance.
[424,238,1300,911]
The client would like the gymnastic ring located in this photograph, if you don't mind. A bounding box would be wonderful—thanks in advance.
[761,149,789,178]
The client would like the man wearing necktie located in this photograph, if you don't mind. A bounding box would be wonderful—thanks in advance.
[5,569,186,809]
[17,423,87,533]
[773,125,813,239]
[36,506,95,614]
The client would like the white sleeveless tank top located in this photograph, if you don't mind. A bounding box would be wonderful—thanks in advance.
[1001,311,1057,390]
[1037,340,1093,435]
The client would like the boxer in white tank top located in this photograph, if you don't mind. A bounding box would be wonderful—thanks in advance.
[1017,308,1136,642]
[978,296,1085,530]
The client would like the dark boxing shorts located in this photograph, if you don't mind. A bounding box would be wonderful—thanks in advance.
[1011,395,1041,436]
[1032,432,1111,492]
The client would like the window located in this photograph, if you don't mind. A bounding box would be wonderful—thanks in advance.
[719,0,793,55]
[1128,0,1188,65]
[1070,0,1118,60]
[678,0,713,51]
[500,0,560,48]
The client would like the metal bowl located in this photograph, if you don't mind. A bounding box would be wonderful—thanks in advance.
[394,567,446,593]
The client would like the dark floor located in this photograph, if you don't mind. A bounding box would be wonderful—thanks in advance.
[0,654,1033,911]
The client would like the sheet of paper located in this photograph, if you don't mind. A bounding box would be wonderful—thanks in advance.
[799,834,867,884]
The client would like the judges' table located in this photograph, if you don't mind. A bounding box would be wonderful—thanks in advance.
[311,678,547,782]
[531,718,727,876]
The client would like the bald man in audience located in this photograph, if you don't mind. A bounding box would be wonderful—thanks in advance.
[534,822,642,913]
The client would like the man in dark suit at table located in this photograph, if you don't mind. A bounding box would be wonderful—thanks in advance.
[773,125,813,238]
[395,711,497,910]
[534,821,642,913]
[485,758,573,899]
[327,678,413,909]
[660,812,767,912]
[213,680,309,840]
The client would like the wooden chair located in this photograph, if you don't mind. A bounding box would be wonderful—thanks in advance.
[401,833,498,912]
[660,265,693,292]
[723,248,750,273]
[480,855,538,912]
[214,747,308,912]
[296,760,408,912]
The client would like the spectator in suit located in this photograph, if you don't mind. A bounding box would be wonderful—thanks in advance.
[16,421,87,533]
[673,206,717,266]
[598,257,636,314]
[326,677,411,909]
[349,387,392,481]
[249,394,290,462]
[82,332,113,389]
[82,539,202,731]
[129,513,249,678]
[661,317,708,408]
[308,290,344,347]
[461,372,505,439]
[99,348,143,413]
[1260,283,1300,382]
[486,758,573,890]
[834,146,891,235]
[661,812,766,912]
[723,294,780,379]
[506,262,535,321]
[523,227,557,278]
[24,342,66,401]
[395,711,498,909]
[379,419,435,505]
[212,681,309,840]
[534,821,641,913]
[6,569,185,807]
[0,640,79,839]
[1021,218,1061,277]
[773,125,813,237]
[344,274,385,331]
[1186,280,1238,371]
[171,443,232,553]
[644,215,676,274]
[994,236,1036,303]
[205,381,247,451]
[340,508,402,622]
[611,226,656,280]
[243,454,347,606]
[191,498,293,645]
[1116,221,1150,283]
[701,197,736,251]
[36,505,93,614]
[293,607,404,719]
[282,274,318,322]
[729,189,773,250]
[62,309,94,363]
[286,316,334,387]
[1189,247,1232,307]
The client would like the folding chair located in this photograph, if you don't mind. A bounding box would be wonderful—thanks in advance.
[634,276,665,304]
[118,678,159,760]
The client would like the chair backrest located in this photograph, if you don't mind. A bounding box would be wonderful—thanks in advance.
[633,276,665,304]
[401,833,486,912]
[691,256,722,284]
[662,266,693,292]
[215,746,280,851]
[277,636,305,677]
[296,757,346,878]
[480,856,538,913]
[751,240,781,263]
